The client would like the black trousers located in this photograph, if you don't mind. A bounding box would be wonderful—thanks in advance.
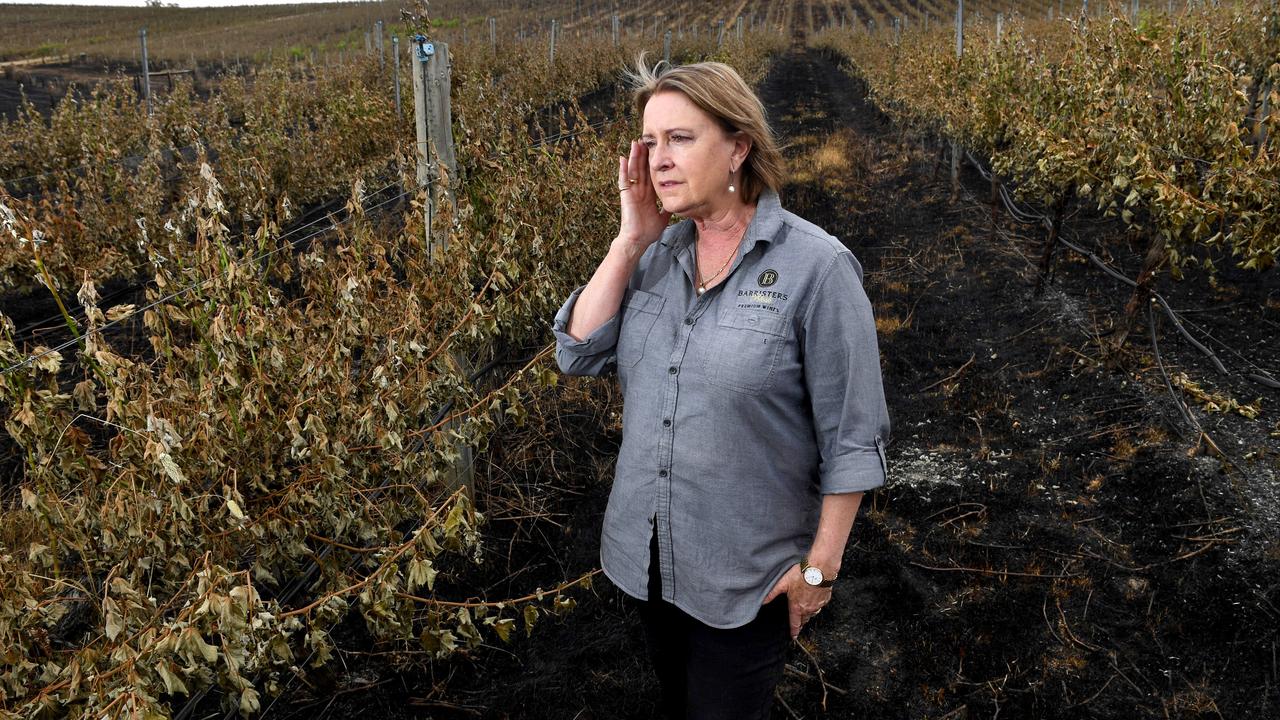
[630,523,792,720]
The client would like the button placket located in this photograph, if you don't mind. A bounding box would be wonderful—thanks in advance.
[653,292,706,602]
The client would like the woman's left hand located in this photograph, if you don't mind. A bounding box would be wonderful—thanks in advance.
[762,564,832,640]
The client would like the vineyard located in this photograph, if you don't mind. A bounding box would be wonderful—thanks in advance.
[1,0,1278,718]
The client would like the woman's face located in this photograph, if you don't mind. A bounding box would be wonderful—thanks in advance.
[641,90,749,219]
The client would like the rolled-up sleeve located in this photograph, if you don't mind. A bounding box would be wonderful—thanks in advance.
[802,250,891,494]
[552,285,620,376]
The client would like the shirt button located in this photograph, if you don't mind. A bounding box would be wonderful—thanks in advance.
[658,469,668,477]
[685,317,694,325]
[668,366,678,375]
[662,418,672,427]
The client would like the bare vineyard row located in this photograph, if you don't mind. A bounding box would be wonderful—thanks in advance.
[814,0,1279,341]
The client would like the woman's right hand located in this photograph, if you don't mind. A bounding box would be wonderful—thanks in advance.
[565,140,669,341]
[616,140,671,252]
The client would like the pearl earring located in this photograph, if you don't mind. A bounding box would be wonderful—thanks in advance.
[728,168,736,193]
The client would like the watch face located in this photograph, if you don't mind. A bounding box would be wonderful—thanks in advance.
[803,566,824,586]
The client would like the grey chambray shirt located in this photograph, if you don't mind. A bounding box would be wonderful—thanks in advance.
[551,188,891,629]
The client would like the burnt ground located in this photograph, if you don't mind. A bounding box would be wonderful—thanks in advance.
[237,45,1280,720]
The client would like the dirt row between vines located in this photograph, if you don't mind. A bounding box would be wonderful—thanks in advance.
[253,48,1280,720]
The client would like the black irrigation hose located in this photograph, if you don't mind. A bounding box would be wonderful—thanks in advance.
[1149,300,1202,434]
[961,148,1279,393]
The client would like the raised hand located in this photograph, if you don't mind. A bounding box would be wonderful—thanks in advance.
[616,140,672,251]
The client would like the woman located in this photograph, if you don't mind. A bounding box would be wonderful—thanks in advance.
[552,58,890,720]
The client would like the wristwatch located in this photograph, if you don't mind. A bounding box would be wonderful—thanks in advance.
[799,558,836,588]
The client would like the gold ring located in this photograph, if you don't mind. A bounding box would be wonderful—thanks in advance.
[618,186,631,192]
[628,177,638,184]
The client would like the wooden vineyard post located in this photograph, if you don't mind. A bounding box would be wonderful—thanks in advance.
[549,19,558,64]
[408,35,472,498]
[392,36,401,115]
[410,36,456,259]
[139,28,152,115]
[411,38,430,227]
[376,20,385,70]
[612,14,620,46]
[490,17,496,52]
[951,0,964,202]
[737,15,744,42]
[664,30,672,64]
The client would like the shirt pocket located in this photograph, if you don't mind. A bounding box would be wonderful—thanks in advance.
[615,288,665,368]
[702,310,789,393]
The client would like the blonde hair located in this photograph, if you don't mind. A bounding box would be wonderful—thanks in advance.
[625,55,785,205]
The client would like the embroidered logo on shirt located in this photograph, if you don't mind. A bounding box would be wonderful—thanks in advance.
[757,269,779,287]
[736,289,789,313]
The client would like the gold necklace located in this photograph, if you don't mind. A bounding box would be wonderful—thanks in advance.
[695,228,748,296]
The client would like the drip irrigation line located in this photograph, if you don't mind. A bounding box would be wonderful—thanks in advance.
[1163,302,1280,390]
[1149,301,1202,434]
[961,149,1278,392]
